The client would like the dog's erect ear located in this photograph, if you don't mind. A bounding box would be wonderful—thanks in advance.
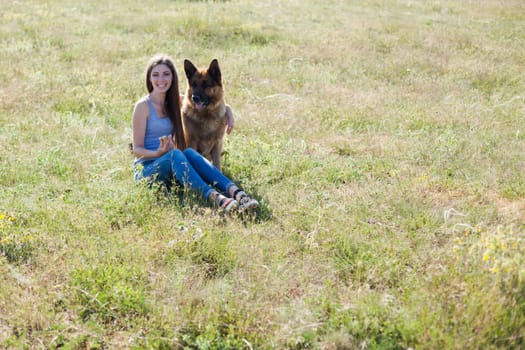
[184,59,198,80]
[208,59,222,85]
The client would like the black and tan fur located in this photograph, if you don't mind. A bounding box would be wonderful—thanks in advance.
[182,59,227,171]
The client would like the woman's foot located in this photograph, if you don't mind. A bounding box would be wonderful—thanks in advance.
[227,187,259,213]
[212,192,238,213]
[220,197,238,212]
[238,195,259,212]
[231,189,259,212]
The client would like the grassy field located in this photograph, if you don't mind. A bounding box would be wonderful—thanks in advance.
[1,0,525,348]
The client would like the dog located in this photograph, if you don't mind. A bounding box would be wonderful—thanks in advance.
[182,58,227,171]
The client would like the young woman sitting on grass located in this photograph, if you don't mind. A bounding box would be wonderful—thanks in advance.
[132,53,259,213]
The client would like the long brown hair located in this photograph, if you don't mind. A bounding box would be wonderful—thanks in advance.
[145,54,186,149]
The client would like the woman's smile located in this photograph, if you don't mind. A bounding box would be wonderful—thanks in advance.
[150,64,172,92]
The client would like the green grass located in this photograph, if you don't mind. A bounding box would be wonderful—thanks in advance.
[1,0,525,348]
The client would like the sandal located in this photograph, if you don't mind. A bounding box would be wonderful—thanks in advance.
[218,196,238,213]
[238,196,259,212]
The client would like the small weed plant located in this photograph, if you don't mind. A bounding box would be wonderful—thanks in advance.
[0,213,36,264]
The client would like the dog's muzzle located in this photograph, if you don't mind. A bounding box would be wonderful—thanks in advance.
[191,93,210,110]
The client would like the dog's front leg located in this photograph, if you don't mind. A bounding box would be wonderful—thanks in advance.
[210,146,222,172]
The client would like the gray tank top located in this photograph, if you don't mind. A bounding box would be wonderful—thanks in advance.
[134,96,173,164]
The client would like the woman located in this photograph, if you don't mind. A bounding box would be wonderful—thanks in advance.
[132,54,259,212]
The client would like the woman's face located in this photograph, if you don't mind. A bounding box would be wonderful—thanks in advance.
[150,63,173,93]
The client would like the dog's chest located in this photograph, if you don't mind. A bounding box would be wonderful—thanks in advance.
[183,103,225,131]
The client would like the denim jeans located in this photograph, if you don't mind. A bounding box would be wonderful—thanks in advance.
[134,148,234,199]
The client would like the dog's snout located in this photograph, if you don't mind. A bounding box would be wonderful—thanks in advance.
[192,93,209,105]
[191,94,202,103]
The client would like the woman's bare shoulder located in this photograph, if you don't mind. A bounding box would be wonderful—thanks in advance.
[133,97,150,116]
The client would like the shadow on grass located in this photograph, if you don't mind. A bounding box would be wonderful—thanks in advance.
[221,168,273,224]
[147,179,273,224]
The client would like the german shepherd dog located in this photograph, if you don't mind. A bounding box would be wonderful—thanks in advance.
[182,59,227,171]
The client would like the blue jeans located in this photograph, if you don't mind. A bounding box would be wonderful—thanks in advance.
[134,148,234,199]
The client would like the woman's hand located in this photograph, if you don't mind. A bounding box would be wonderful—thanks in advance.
[225,105,235,134]
[157,135,174,156]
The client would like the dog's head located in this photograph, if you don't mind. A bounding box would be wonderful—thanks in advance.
[184,59,223,110]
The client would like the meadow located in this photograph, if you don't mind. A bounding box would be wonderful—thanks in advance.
[1,0,524,348]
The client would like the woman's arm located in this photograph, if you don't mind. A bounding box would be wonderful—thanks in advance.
[132,100,172,159]
[225,104,234,134]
